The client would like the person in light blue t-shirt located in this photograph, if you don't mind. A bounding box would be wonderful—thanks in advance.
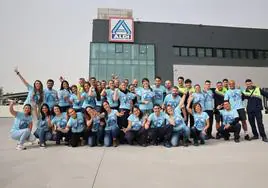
[58,108,85,147]
[94,81,105,112]
[70,85,82,112]
[123,106,148,146]
[81,82,96,110]
[187,102,210,146]
[58,80,71,112]
[224,80,250,140]
[51,105,70,145]
[163,86,185,110]
[166,105,190,147]
[137,78,155,115]
[9,100,33,150]
[102,101,124,147]
[14,68,44,118]
[44,79,58,110]
[34,103,53,148]
[188,84,205,110]
[152,76,166,106]
[146,104,173,148]
[84,106,105,147]
[102,80,119,109]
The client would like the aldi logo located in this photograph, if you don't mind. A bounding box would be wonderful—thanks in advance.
[109,18,134,42]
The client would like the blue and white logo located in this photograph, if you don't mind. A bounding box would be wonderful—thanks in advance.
[109,18,134,42]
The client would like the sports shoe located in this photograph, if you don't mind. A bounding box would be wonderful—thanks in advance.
[244,134,251,141]
[251,136,259,140]
[200,140,205,145]
[40,144,46,149]
[16,144,26,150]
[164,142,172,148]
[113,139,118,147]
[262,137,268,142]
[234,138,240,143]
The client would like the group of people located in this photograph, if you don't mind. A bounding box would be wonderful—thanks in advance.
[9,68,268,150]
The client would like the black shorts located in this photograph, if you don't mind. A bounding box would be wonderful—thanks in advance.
[237,108,247,121]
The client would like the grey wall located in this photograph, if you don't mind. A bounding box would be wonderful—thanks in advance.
[92,19,268,82]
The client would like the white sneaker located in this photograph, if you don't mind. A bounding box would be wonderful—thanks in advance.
[16,145,26,150]
[40,144,46,149]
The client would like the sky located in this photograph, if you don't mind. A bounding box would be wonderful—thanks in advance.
[0,0,268,93]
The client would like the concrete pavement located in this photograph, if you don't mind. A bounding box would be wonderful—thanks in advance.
[1,117,268,188]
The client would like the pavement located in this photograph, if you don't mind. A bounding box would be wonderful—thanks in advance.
[1,116,268,188]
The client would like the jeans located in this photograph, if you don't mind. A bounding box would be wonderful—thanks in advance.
[147,124,173,144]
[171,126,190,146]
[191,127,205,143]
[125,127,148,145]
[34,128,52,144]
[218,123,241,140]
[88,127,104,146]
[104,127,120,147]
[11,128,31,145]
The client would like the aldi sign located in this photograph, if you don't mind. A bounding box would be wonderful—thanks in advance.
[109,18,134,42]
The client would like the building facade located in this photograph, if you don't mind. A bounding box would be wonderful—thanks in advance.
[90,18,268,86]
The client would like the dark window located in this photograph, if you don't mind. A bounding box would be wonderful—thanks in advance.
[115,44,123,53]
[173,47,180,56]
[232,50,239,59]
[189,48,196,57]
[139,45,147,54]
[240,50,247,59]
[180,47,188,56]
[224,49,232,58]
[257,50,265,59]
[265,51,268,59]
[197,48,205,57]
[216,49,223,58]
[247,50,254,59]
[205,48,213,57]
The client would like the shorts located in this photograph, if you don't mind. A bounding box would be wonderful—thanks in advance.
[237,108,247,121]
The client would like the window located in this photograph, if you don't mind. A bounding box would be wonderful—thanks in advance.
[216,49,223,58]
[247,50,254,59]
[240,50,247,59]
[174,47,180,56]
[224,49,232,58]
[265,51,268,59]
[257,50,265,59]
[205,48,213,57]
[197,48,205,57]
[189,48,196,57]
[232,50,239,59]
[115,44,123,53]
[139,45,147,54]
[180,47,188,56]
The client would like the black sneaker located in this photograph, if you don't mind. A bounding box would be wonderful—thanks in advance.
[234,138,240,143]
[262,137,268,142]
[216,133,221,139]
[164,142,172,148]
[251,136,259,140]
[200,140,205,145]
[244,134,251,141]
[194,142,199,146]
[224,136,230,141]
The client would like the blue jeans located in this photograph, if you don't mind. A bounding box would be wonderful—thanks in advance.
[88,127,104,146]
[11,128,31,145]
[104,127,120,147]
[34,128,52,144]
[171,126,190,146]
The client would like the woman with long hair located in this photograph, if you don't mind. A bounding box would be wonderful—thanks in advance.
[95,81,104,112]
[101,80,119,110]
[58,80,71,112]
[14,68,44,118]
[137,78,155,115]
[51,105,70,145]
[166,105,190,147]
[187,102,210,146]
[84,106,104,147]
[9,100,33,150]
[123,106,148,147]
[81,82,96,110]
[34,103,53,148]
[102,101,124,147]
[70,85,82,112]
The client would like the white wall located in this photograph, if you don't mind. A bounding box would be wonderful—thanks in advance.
[173,65,268,88]
[0,105,23,118]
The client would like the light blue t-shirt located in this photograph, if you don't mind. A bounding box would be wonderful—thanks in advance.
[51,113,67,128]
[58,89,71,107]
[10,112,32,133]
[81,91,96,109]
[24,85,41,105]
[105,110,119,131]
[193,112,209,131]
[67,112,85,133]
[127,114,144,131]
[44,88,58,109]
[165,88,172,95]
[164,94,182,109]
[91,116,101,132]
[36,117,51,132]
[192,92,205,110]
[152,85,166,105]
[70,94,82,110]
[119,91,135,110]
[106,89,119,108]
[204,90,214,111]
[174,105,182,116]
[220,109,239,125]
[173,114,187,132]
[224,89,244,110]
[95,96,104,107]
[137,88,155,111]
[148,112,169,128]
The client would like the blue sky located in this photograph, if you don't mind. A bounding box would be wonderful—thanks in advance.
[0,0,267,92]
